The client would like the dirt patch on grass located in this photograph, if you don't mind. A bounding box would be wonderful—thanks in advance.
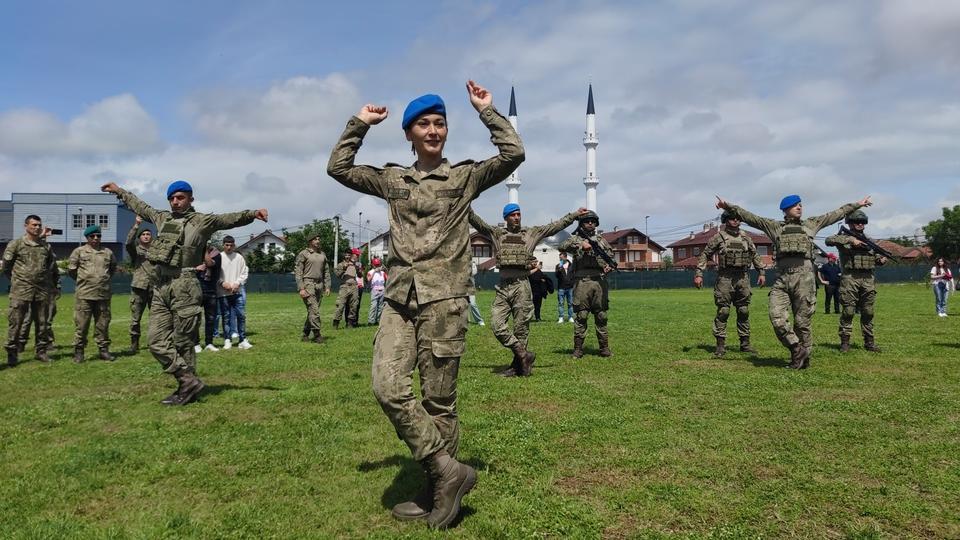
[672,358,728,368]
[603,512,643,539]
[555,467,644,497]
[487,397,572,419]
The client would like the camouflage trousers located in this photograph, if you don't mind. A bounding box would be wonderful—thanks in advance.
[768,265,816,350]
[572,276,609,344]
[491,278,534,350]
[839,271,876,340]
[17,294,58,352]
[372,292,467,461]
[300,280,325,334]
[130,286,153,339]
[74,298,111,350]
[7,298,52,353]
[148,272,201,373]
[333,284,359,324]
[713,270,752,340]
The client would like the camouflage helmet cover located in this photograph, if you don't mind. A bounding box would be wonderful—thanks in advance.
[578,210,600,224]
[721,209,741,222]
[845,209,868,224]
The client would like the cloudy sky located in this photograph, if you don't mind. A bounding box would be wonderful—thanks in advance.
[1,0,958,246]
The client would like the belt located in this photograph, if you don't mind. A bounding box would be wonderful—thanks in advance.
[576,274,605,282]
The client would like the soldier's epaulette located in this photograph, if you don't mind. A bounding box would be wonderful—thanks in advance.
[452,159,476,168]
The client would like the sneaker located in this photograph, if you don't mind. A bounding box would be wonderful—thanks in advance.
[558,317,564,323]
[568,317,575,323]
[223,338,232,350]
[231,333,239,340]
[204,343,220,352]
[238,339,253,350]
[194,344,202,353]
[478,321,485,326]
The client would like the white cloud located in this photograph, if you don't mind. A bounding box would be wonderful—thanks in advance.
[878,0,960,70]
[0,94,160,157]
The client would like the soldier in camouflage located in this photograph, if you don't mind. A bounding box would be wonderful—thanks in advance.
[126,215,154,353]
[3,215,58,366]
[332,248,360,329]
[559,210,616,359]
[16,227,60,356]
[825,210,886,353]
[716,194,872,369]
[327,82,523,529]
[295,233,331,342]
[469,204,584,376]
[101,180,267,405]
[68,225,117,363]
[694,209,766,357]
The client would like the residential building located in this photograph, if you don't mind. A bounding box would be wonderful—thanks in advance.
[668,223,774,270]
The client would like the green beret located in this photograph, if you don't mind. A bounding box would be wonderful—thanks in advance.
[138,227,152,236]
[83,225,101,237]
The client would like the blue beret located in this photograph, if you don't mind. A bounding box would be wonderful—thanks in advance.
[503,203,521,219]
[84,225,101,237]
[779,194,801,210]
[166,180,193,199]
[402,94,446,130]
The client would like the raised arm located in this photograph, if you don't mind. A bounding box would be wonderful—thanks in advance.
[200,209,261,234]
[467,208,497,238]
[463,81,525,194]
[102,184,162,225]
[326,105,389,198]
[531,210,582,244]
[125,218,140,260]
[809,198,869,233]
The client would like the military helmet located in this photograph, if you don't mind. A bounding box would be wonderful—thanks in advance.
[721,209,741,223]
[578,210,599,224]
[845,209,868,224]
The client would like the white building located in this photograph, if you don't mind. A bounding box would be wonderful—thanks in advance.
[237,230,286,259]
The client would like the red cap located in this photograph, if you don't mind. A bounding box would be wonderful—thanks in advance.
[827,253,838,260]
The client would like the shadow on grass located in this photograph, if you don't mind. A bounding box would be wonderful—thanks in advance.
[357,454,490,516]
[198,383,283,400]
[748,356,789,368]
[933,342,960,349]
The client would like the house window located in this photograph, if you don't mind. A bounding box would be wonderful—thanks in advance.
[269,242,276,250]
[694,247,701,256]
[472,245,491,258]
[72,214,82,228]
[629,250,644,262]
[98,214,109,229]
[85,215,97,228]
[678,248,686,258]
[628,235,639,244]
[757,246,768,255]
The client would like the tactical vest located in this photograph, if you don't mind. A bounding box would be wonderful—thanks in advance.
[846,246,876,270]
[720,233,750,268]
[775,223,811,259]
[147,216,189,266]
[498,231,529,268]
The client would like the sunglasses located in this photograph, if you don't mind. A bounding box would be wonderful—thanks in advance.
[88,234,102,238]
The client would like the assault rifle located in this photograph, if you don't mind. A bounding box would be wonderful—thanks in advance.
[838,226,899,262]
[572,225,621,273]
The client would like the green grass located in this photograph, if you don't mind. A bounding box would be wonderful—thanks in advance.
[0,284,958,539]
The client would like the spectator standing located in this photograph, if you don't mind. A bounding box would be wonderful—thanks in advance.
[196,245,221,352]
[931,257,953,317]
[468,259,485,326]
[818,253,842,314]
[528,260,553,322]
[366,257,388,325]
[555,251,574,323]
[218,236,252,349]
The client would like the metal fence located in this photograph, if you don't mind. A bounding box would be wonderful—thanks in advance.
[0,264,942,295]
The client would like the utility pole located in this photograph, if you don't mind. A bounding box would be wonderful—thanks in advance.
[334,215,340,267]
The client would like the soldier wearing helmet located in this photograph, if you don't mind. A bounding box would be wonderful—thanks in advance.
[715,193,872,369]
[825,209,886,352]
[694,209,767,358]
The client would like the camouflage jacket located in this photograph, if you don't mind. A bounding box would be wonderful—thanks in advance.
[326,105,524,304]
[559,231,616,278]
[125,223,154,290]
[111,188,256,272]
[469,209,579,279]
[69,244,117,300]
[695,227,765,277]
[2,235,58,301]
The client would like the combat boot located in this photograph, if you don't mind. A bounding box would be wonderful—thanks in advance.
[99,348,114,362]
[739,339,757,354]
[311,332,325,344]
[175,367,205,406]
[510,344,536,376]
[572,336,585,359]
[391,476,433,521]
[423,450,476,530]
[160,373,184,405]
[301,333,311,342]
[332,319,340,330]
[864,337,882,353]
[17,343,25,353]
[786,343,809,370]
[73,347,84,363]
[598,335,612,357]
[7,349,18,367]
[713,337,726,358]
[839,335,851,353]
[128,336,139,354]
[35,349,51,363]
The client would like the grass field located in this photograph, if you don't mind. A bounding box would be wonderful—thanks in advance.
[1,284,958,539]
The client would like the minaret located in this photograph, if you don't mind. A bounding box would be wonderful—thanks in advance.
[505,87,521,204]
[583,84,599,212]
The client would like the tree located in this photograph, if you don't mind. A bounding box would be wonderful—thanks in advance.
[924,205,960,261]
[887,235,918,248]
[661,254,674,270]
[278,219,351,273]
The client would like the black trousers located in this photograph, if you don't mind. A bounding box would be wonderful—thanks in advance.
[824,284,841,313]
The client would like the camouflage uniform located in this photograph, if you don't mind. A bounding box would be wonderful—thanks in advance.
[695,226,764,353]
[825,228,884,351]
[68,244,117,357]
[327,104,523,462]
[126,223,155,351]
[3,235,57,363]
[110,188,256,396]
[469,208,578,375]
[333,259,360,328]
[295,246,331,339]
[729,202,863,366]
[559,229,616,357]
[17,258,60,354]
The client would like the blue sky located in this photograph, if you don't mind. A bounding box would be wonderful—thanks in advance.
[1,0,958,245]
